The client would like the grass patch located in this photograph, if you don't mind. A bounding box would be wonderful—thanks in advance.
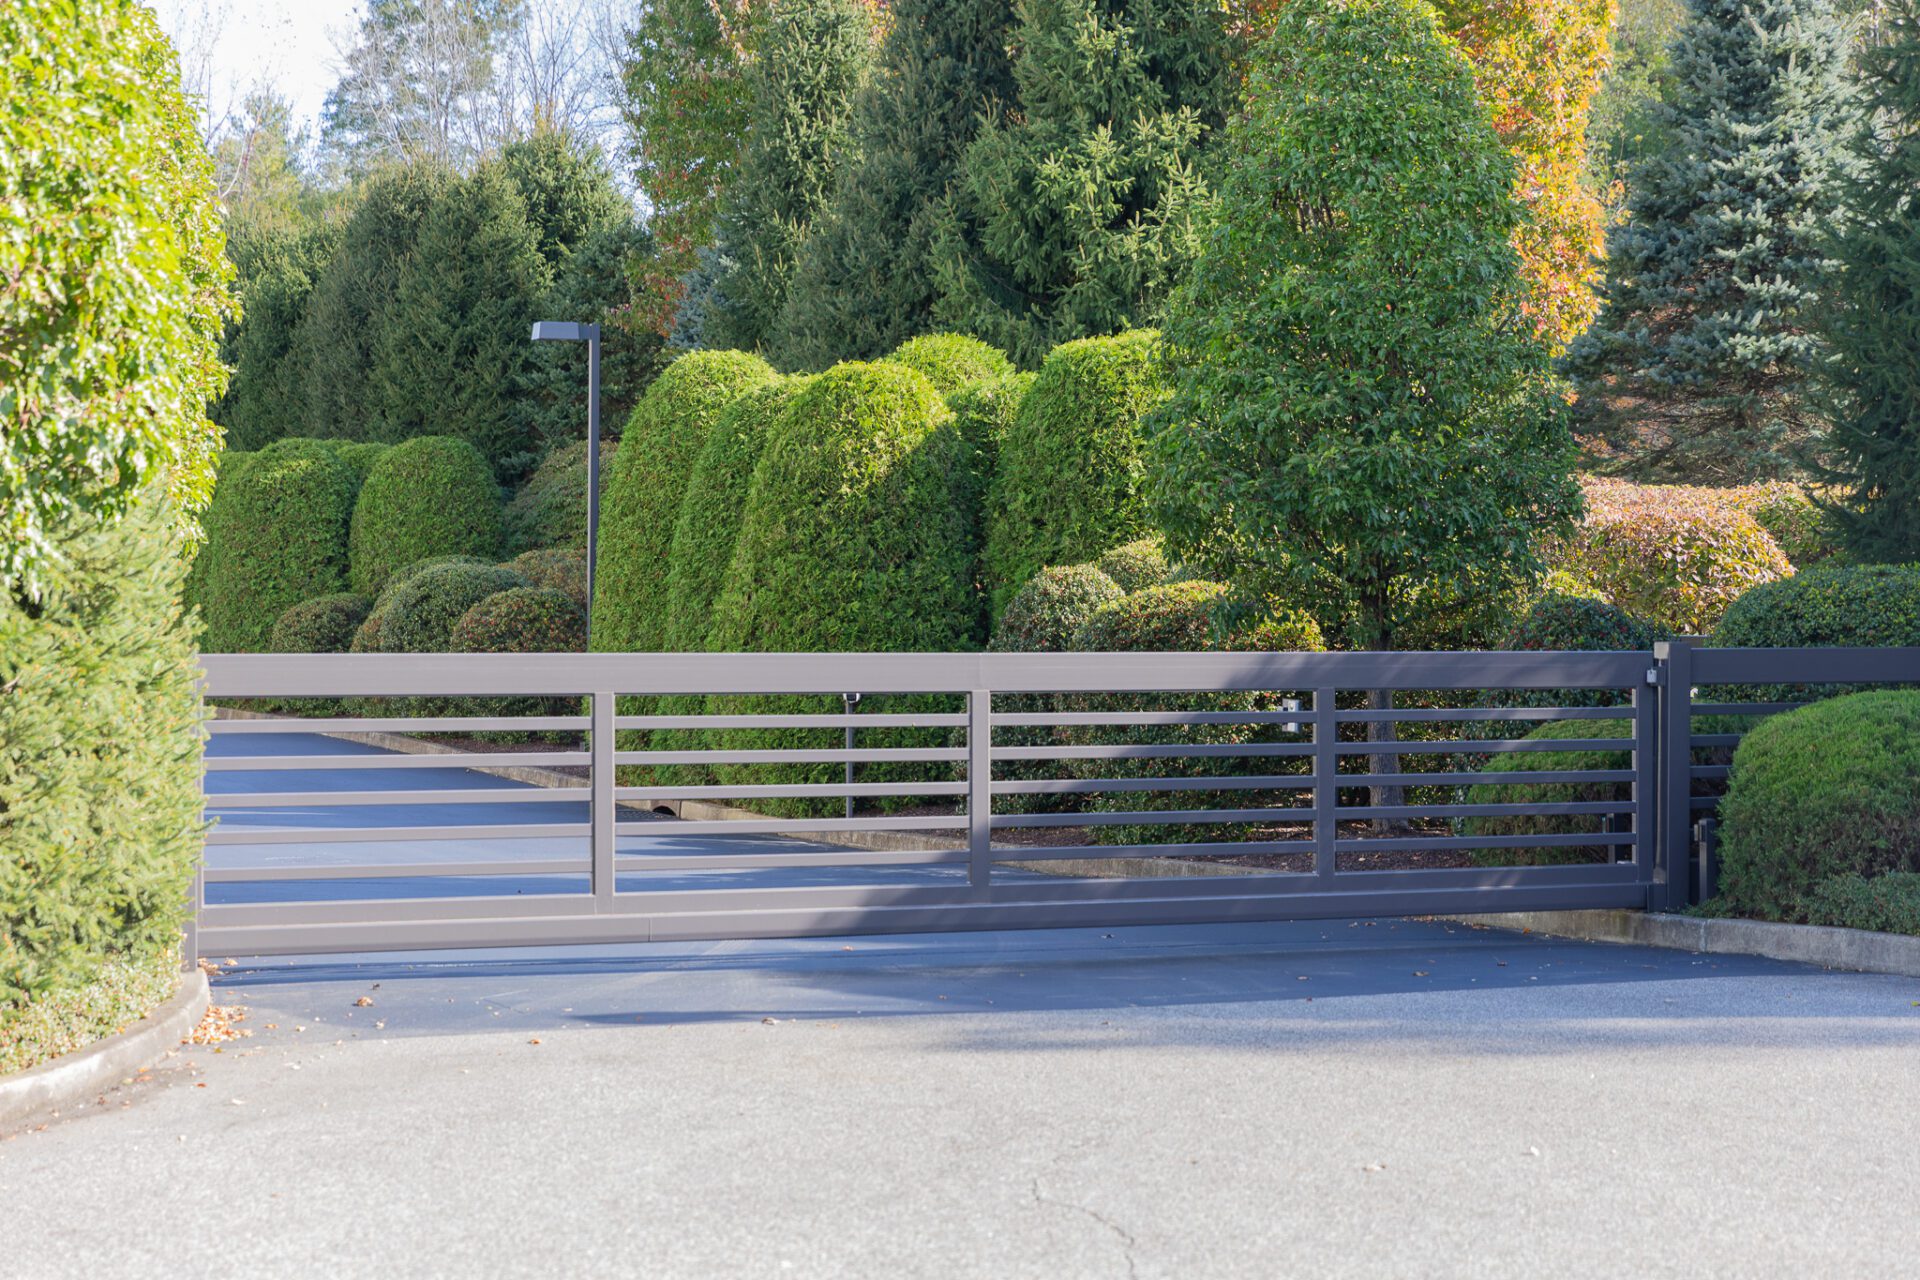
[0,949,181,1077]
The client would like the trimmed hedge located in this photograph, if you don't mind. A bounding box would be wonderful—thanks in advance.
[183,449,252,626]
[946,371,1035,474]
[1095,538,1169,593]
[1717,691,1920,920]
[662,379,808,652]
[1,498,203,1002]
[1801,872,1920,936]
[882,333,1014,394]
[592,349,779,653]
[450,587,586,653]
[993,565,1126,654]
[1728,481,1842,569]
[200,438,357,652]
[271,593,373,654]
[1458,720,1634,866]
[1561,478,1791,631]
[504,440,614,555]
[348,436,505,596]
[984,331,1168,620]
[353,562,526,654]
[504,548,589,609]
[1505,593,1670,652]
[1709,564,1920,706]
[320,440,389,492]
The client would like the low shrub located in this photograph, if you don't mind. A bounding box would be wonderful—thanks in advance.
[993,565,1126,654]
[353,562,526,654]
[1457,721,1634,866]
[1094,538,1169,593]
[1,498,204,1003]
[271,593,373,654]
[199,437,357,652]
[984,331,1168,621]
[1559,478,1790,632]
[592,349,778,653]
[450,587,585,653]
[1504,593,1670,653]
[504,548,589,610]
[1716,691,1920,920]
[349,436,505,596]
[883,333,1014,394]
[1800,872,1920,936]
[504,440,614,554]
[1728,481,1842,569]
[1708,564,1920,705]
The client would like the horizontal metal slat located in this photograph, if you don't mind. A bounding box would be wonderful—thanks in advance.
[207,715,590,734]
[1336,832,1634,853]
[1337,801,1636,820]
[1688,702,1806,717]
[614,747,967,765]
[615,713,968,730]
[1332,737,1631,756]
[205,752,589,771]
[991,776,1312,796]
[616,848,969,872]
[206,788,585,808]
[204,823,591,844]
[1335,769,1635,787]
[990,710,1316,728]
[994,742,1316,761]
[991,808,1314,829]
[616,781,970,801]
[1335,706,1633,723]
[614,815,966,836]
[204,860,589,883]
[995,840,1315,861]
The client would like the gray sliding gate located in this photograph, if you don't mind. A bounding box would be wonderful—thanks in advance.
[191,644,1920,958]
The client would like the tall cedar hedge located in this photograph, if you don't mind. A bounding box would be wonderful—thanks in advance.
[349,436,505,596]
[1,498,205,1002]
[591,350,779,653]
[984,331,1166,621]
[881,333,1013,395]
[200,438,358,652]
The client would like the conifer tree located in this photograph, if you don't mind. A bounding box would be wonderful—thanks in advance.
[704,0,875,353]
[495,131,629,269]
[771,0,1019,368]
[1816,0,1920,558]
[1567,0,1859,481]
[928,0,1235,367]
[219,222,343,451]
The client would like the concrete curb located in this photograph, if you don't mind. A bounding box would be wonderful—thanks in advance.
[1445,909,1920,979]
[0,969,210,1130]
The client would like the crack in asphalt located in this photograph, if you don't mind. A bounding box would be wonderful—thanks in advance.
[1032,1177,1140,1279]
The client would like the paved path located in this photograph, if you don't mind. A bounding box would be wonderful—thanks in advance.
[4,918,1918,1278]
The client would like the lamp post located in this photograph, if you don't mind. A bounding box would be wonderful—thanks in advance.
[530,320,602,641]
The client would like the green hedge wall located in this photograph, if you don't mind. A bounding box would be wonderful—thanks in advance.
[200,437,357,652]
[882,333,1013,394]
[1,498,204,1002]
[591,349,779,653]
[349,436,505,596]
[984,331,1167,621]
[1709,564,1920,705]
[504,440,614,555]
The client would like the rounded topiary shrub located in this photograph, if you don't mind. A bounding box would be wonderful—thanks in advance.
[353,562,525,654]
[984,330,1168,621]
[993,565,1126,654]
[504,548,589,609]
[592,349,778,653]
[271,593,373,654]
[1717,691,1920,921]
[317,439,389,492]
[200,437,358,652]
[349,436,505,596]
[1561,481,1791,632]
[1095,537,1170,593]
[450,587,586,653]
[504,439,615,555]
[1709,564,1920,706]
[183,449,253,627]
[1729,481,1842,569]
[1504,592,1671,653]
[662,379,807,652]
[701,361,983,810]
[1457,721,1634,866]
[883,333,1014,395]
[1064,581,1324,845]
[1800,872,1920,936]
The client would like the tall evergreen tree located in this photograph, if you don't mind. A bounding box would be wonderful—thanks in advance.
[495,130,629,268]
[373,162,553,469]
[290,162,450,440]
[771,0,1019,368]
[1566,0,1859,481]
[1816,0,1920,558]
[218,222,344,451]
[705,0,875,352]
[928,0,1236,368]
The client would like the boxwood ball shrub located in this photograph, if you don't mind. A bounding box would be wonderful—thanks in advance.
[1458,721,1634,866]
[1709,564,1920,706]
[200,437,357,652]
[353,562,526,654]
[1,498,204,1002]
[702,362,983,809]
[504,548,589,609]
[984,331,1168,621]
[450,587,586,653]
[1717,691,1920,921]
[1095,538,1170,593]
[993,565,1126,654]
[882,333,1014,395]
[504,440,614,555]
[271,593,373,654]
[592,349,778,654]
[349,436,505,596]
[1800,872,1920,936]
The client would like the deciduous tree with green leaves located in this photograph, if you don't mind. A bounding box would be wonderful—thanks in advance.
[1147,0,1582,653]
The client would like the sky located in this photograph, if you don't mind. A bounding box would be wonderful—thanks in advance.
[154,0,368,140]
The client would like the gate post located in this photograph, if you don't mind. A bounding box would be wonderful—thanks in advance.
[591,689,616,910]
[1653,640,1694,912]
[968,688,992,890]
[1312,687,1338,878]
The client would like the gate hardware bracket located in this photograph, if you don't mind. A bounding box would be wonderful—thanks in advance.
[1645,667,1662,685]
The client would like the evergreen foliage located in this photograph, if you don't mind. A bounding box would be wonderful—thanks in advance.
[1566,0,1860,481]
[773,0,1019,366]
[881,334,1014,394]
[1815,0,1920,559]
[1095,538,1170,593]
[220,223,344,451]
[984,331,1168,622]
[200,438,359,652]
[349,436,505,596]
[355,562,525,653]
[1147,0,1582,651]
[503,548,590,609]
[271,593,374,654]
[374,163,553,469]
[504,440,614,554]
[449,586,587,653]
[928,0,1234,367]
[1,0,236,597]
[591,350,779,652]
[706,0,875,352]
[993,564,1126,654]
[495,132,629,268]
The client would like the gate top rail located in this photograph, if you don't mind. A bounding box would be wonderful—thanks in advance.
[197,649,1657,698]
